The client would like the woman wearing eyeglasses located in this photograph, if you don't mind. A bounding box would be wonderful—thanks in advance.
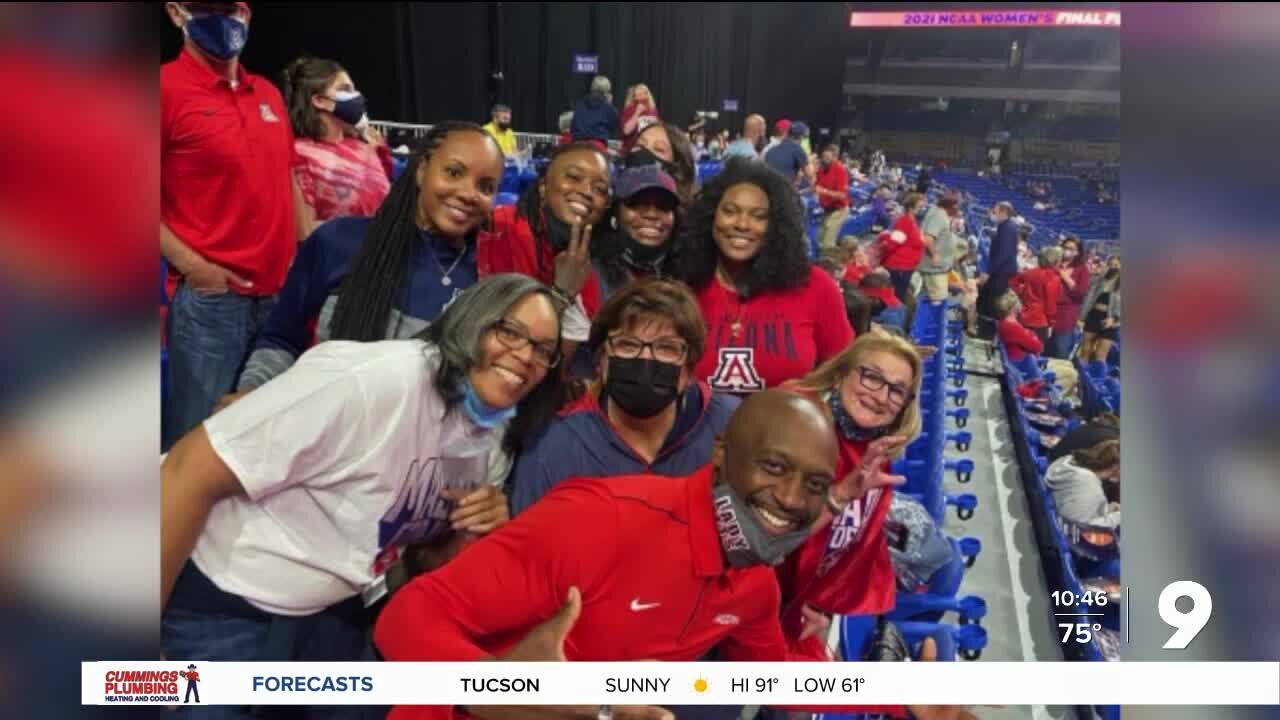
[509,278,739,516]
[161,276,568,691]
[779,330,924,657]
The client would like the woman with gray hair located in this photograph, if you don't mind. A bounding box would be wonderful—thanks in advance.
[570,74,620,144]
[160,274,567,689]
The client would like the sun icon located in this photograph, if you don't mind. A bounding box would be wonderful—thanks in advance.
[692,676,709,694]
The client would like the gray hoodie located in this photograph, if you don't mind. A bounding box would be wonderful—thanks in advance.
[1044,456,1121,529]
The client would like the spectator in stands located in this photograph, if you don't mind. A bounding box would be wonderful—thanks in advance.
[814,144,851,252]
[816,253,846,282]
[162,1,300,452]
[976,201,1018,339]
[162,275,566,678]
[1049,234,1091,358]
[569,75,619,144]
[917,196,960,304]
[915,165,931,194]
[480,143,611,354]
[224,122,504,406]
[764,118,790,156]
[1047,412,1119,465]
[1010,245,1063,347]
[620,83,659,151]
[870,184,894,229]
[796,123,812,156]
[282,56,391,234]
[377,390,970,720]
[1045,439,1121,529]
[859,270,906,332]
[879,192,927,313]
[481,103,516,157]
[764,121,812,188]
[690,128,708,159]
[848,158,866,182]
[1016,229,1036,272]
[675,158,854,394]
[590,162,681,299]
[631,120,698,204]
[557,110,573,146]
[724,113,766,160]
[782,330,923,656]
[509,278,737,515]
[1080,255,1121,364]
[950,241,980,336]
[841,237,876,286]
[842,284,874,336]
[995,290,1043,371]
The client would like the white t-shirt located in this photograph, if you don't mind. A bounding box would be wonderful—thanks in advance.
[192,339,512,616]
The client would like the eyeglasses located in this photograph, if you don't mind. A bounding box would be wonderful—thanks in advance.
[492,319,560,369]
[606,335,688,365]
[855,365,914,408]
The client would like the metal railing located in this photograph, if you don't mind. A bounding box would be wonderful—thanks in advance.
[368,120,619,155]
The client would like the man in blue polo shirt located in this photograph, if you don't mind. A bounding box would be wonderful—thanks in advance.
[763,121,812,187]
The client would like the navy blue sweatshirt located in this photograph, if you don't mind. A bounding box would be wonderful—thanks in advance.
[570,95,620,142]
[988,218,1019,277]
[237,216,477,390]
[508,381,739,516]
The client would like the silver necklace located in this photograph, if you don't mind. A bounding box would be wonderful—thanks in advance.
[428,242,468,286]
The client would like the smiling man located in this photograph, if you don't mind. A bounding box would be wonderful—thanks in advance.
[375,390,919,720]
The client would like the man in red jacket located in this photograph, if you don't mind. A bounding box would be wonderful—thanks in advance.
[375,390,971,720]
[1009,245,1063,347]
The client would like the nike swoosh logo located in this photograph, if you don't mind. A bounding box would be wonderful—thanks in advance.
[629,599,661,612]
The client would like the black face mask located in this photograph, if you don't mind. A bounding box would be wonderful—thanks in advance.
[621,235,669,275]
[543,209,573,252]
[497,121,511,131]
[604,356,681,419]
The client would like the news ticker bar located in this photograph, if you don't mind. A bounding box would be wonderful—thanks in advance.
[84,662,1280,706]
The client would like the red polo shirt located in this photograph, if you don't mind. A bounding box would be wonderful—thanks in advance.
[161,48,296,296]
[815,162,850,212]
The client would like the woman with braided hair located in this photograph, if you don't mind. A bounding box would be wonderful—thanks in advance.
[222,121,503,404]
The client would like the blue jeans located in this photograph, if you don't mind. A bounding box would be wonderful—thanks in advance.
[163,285,276,451]
[1047,328,1076,359]
[163,563,384,720]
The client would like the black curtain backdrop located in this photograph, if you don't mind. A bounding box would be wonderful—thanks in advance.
[160,2,851,139]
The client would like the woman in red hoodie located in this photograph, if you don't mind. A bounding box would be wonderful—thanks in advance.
[879,191,927,306]
[478,143,611,355]
[781,330,923,658]
[1009,245,1063,347]
[1049,235,1091,358]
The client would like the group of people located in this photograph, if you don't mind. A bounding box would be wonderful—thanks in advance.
[161,5,975,720]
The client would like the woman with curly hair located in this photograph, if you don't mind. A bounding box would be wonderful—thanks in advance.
[674,158,855,394]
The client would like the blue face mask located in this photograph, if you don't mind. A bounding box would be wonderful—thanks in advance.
[182,9,248,62]
[328,90,368,127]
[460,379,517,429]
[827,389,888,442]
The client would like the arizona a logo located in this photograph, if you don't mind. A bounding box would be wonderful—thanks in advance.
[708,348,765,393]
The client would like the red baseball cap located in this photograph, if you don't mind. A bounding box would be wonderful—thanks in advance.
[775,118,791,135]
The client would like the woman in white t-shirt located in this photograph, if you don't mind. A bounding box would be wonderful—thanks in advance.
[160,275,566,707]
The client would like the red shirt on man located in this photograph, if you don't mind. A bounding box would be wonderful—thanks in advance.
[374,467,904,719]
[815,162,850,212]
[694,266,854,395]
[879,215,925,272]
[1010,266,1062,329]
[161,48,296,296]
